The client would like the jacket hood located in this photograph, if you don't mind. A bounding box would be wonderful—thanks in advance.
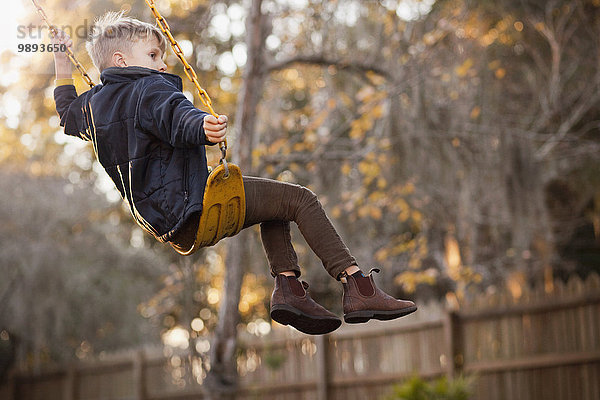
[100,66,183,89]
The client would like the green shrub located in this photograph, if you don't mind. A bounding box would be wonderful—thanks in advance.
[383,375,474,400]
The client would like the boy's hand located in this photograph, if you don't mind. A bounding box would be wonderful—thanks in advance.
[52,29,74,79]
[52,29,73,59]
[203,115,228,144]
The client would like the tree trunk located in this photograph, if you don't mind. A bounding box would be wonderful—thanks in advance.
[204,237,247,399]
[501,132,554,282]
[204,0,268,398]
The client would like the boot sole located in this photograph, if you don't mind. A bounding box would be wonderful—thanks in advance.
[344,305,417,324]
[271,304,341,335]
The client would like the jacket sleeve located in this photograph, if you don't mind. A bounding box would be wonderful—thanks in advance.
[54,85,92,141]
[136,78,215,148]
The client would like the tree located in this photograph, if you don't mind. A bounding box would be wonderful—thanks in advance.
[204,0,269,397]
[5,0,600,389]
[0,170,165,374]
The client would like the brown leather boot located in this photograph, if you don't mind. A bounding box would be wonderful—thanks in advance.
[342,269,417,323]
[271,275,342,335]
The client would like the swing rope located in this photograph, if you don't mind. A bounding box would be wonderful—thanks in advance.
[145,0,230,175]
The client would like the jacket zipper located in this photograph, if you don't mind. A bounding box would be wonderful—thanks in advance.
[183,153,190,204]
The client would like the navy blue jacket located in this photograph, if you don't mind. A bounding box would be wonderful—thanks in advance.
[54,66,214,242]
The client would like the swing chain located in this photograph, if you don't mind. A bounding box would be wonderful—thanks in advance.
[31,0,95,88]
[145,0,229,174]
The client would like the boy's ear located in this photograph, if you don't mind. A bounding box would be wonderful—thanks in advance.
[112,51,127,68]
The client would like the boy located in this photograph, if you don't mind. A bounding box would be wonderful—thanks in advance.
[53,12,416,335]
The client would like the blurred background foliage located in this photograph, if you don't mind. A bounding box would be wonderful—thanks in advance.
[1,0,599,380]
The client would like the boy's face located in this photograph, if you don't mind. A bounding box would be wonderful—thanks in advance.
[117,36,167,72]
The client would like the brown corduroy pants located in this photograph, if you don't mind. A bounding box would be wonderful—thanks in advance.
[241,176,357,279]
[172,176,357,279]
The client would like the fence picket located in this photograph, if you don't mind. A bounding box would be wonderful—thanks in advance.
[4,275,600,400]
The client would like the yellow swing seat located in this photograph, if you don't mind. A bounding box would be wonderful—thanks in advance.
[171,163,246,255]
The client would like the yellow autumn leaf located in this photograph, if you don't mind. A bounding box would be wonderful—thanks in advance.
[391,241,409,256]
[270,138,287,153]
[375,247,389,262]
[293,142,305,152]
[252,148,263,165]
[402,182,415,194]
[305,109,328,131]
[358,160,381,182]
[358,205,369,218]
[418,240,428,257]
[368,192,385,203]
[394,197,409,212]
[366,71,385,86]
[455,58,474,77]
[395,272,417,292]
[350,117,373,139]
[331,206,341,219]
[341,162,352,176]
[412,210,423,225]
[423,31,438,46]
[514,21,524,31]
[394,271,436,293]
[305,131,317,144]
[371,104,385,118]
[408,255,422,269]
[356,85,376,102]
[488,60,500,70]
[340,92,353,107]
[349,126,362,140]
[399,208,410,222]
[369,207,383,220]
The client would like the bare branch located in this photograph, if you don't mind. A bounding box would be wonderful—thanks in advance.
[536,88,600,160]
[266,55,393,80]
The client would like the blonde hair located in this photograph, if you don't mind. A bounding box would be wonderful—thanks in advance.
[86,11,166,71]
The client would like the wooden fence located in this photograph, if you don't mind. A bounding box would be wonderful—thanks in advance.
[1,273,599,400]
